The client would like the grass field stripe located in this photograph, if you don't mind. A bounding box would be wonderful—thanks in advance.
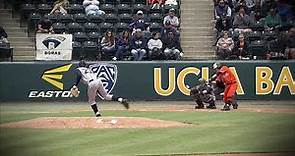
[44,64,72,74]
[41,75,63,90]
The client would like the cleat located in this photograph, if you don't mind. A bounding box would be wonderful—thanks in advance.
[233,104,238,109]
[221,104,230,111]
[96,114,103,123]
[195,105,205,109]
[121,98,129,109]
[206,104,217,109]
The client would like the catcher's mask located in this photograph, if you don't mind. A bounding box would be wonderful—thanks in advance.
[78,60,87,67]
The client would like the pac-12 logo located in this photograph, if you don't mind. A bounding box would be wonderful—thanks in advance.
[42,36,66,49]
[89,63,118,99]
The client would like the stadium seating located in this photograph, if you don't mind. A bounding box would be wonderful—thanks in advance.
[21,3,36,20]
[99,22,114,34]
[114,22,129,33]
[100,4,116,14]
[37,4,51,16]
[52,22,66,34]
[67,22,83,34]
[87,14,105,24]
[66,4,84,14]
[119,0,133,5]
[88,31,101,42]
[73,32,89,43]
[118,13,133,23]
[44,13,58,23]
[58,14,74,24]
[132,4,147,14]
[149,13,163,23]
[149,22,162,33]
[250,40,267,59]
[104,13,119,24]
[117,4,132,14]
[84,22,99,33]
[17,0,183,61]
[73,13,88,24]
[82,40,99,60]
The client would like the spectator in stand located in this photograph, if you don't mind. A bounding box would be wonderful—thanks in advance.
[129,10,150,35]
[148,32,164,60]
[101,30,116,60]
[276,0,294,24]
[233,7,253,33]
[250,0,263,22]
[148,0,165,9]
[233,33,250,59]
[216,31,234,59]
[130,29,147,61]
[285,27,295,59]
[264,8,282,31]
[214,0,232,32]
[242,0,256,14]
[113,30,131,61]
[83,0,105,15]
[163,8,179,31]
[50,0,68,14]
[36,17,54,33]
[260,0,276,18]
[161,20,178,39]
[0,26,8,43]
[162,31,183,60]
[165,0,178,5]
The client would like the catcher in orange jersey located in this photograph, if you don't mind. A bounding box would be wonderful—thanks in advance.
[210,62,238,111]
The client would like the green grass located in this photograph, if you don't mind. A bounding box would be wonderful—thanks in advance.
[0,103,295,156]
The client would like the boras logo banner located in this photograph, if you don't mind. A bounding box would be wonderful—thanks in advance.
[28,63,118,99]
[36,34,73,61]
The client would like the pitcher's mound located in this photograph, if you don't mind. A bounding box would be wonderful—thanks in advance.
[0,117,191,129]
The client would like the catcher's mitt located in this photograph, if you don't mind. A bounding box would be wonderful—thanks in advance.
[70,85,80,97]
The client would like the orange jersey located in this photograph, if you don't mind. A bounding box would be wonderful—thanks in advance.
[216,66,237,85]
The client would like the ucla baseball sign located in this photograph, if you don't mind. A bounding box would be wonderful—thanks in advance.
[153,66,294,97]
[0,61,294,101]
[36,34,73,60]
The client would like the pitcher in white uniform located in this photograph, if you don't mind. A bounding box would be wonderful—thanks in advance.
[72,60,129,121]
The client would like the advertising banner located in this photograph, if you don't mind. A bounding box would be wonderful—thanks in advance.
[0,61,294,101]
[35,34,72,60]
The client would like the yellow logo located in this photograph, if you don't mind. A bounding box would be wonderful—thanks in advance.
[41,64,72,90]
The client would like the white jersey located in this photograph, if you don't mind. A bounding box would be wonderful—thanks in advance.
[76,67,97,85]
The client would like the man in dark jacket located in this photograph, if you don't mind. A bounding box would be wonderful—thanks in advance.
[130,29,147,61]
[162,31,183,60]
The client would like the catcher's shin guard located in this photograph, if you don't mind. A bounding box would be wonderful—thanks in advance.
[206,100,216,109]
[195,99,204,109]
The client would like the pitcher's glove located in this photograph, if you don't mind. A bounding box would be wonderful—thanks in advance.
[70,85,80,97]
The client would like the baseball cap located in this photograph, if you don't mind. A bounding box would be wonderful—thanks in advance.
[169,8,175,12]
[137,10,143,15]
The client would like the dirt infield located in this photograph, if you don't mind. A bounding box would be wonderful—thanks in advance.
[0,117,191,129]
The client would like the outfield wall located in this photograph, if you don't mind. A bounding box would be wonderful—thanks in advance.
[0,61,294,101]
